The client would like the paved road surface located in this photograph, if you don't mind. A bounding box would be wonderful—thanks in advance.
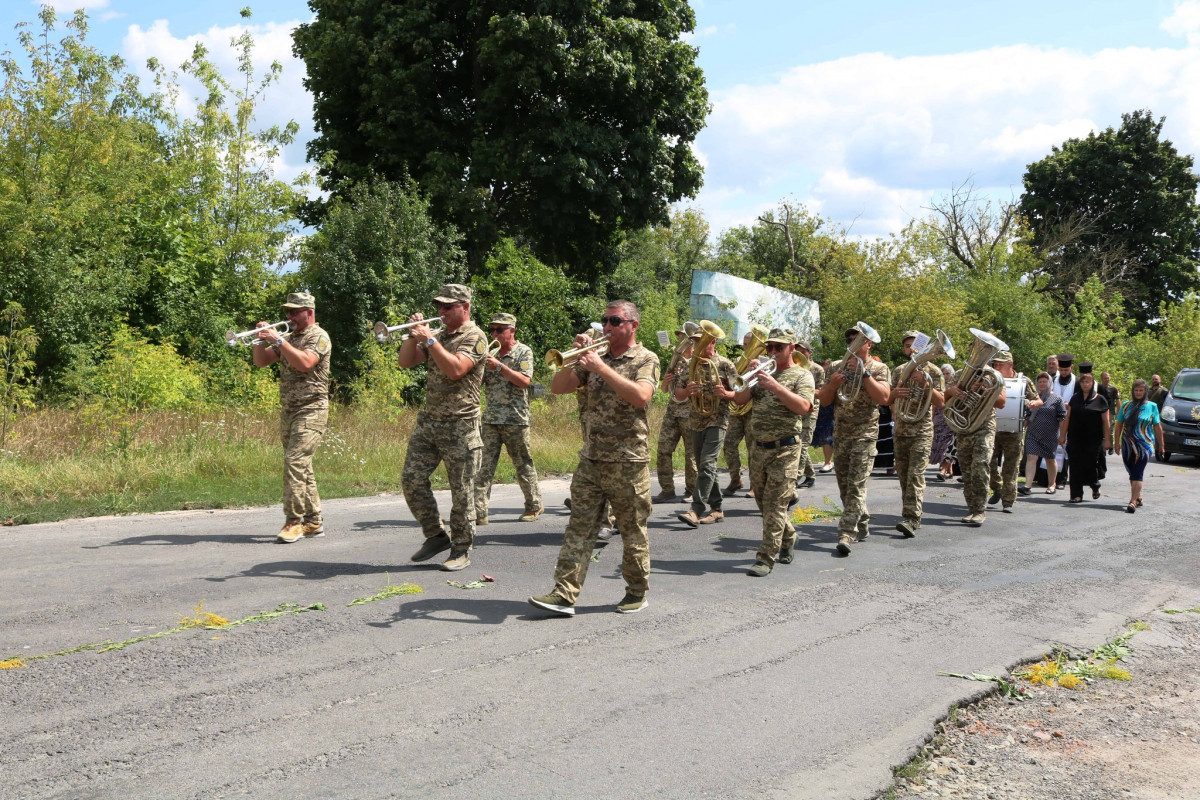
[3,459,1199,799]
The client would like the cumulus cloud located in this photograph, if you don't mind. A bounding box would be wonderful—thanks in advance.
[1163,0,1200,45]
[38,0,109,10]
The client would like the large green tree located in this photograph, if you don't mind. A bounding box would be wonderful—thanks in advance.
[293,0,709,277]
[1020,110,1200,324]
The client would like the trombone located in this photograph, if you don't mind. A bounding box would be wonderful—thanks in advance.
[372,316,445,344]
[545,323,608,371]
[226,321,291,347]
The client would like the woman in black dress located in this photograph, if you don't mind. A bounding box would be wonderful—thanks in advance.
[1060,371,1111,503]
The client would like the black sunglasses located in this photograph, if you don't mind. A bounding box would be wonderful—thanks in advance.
[488,325,510,333]
[435,301,461,311]
[600,316,628,326]
[765,343,787,352]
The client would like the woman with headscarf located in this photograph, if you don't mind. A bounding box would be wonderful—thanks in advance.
[1022,372,1067,494]
[1060,371,1110,503]
[1113,378,1165,513]
[930,362,957,481]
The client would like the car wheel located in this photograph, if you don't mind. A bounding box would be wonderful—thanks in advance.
[1156,451,1172,463]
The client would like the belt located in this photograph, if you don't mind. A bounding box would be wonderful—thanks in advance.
[756,435,799,449]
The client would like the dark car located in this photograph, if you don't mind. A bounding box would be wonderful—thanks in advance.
[1159,368,1200,462]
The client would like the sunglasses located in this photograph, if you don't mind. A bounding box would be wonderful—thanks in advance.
[488,326,510,333]
[600,316,628,326]
[435,301,461,311]
[765,343,787,352]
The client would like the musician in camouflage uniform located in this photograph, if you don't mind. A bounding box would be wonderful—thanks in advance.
[474,312,543,525]
[795,338,824,490]
[887,331,945,537]
[816,325,891,555]
[253,291,332,543]
[398,284,487,571]
[723,328,765,495]
[674,328,738,527]
[945,354,1008,527]
[655,329,696,502]
[987,350,1042,512]
[733,329,815,576]
[529,301,660,616]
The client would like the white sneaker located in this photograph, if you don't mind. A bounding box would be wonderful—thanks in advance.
[597,527,617,540]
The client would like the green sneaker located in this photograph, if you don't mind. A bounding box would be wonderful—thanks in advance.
[895,520,915,538]
[777,544,795,564]
[747,561,772,577]
[529,592,575,616]
[615,593,648,614]
[411,532,451,562]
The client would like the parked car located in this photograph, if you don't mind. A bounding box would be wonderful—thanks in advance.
[1158,368,1200,462]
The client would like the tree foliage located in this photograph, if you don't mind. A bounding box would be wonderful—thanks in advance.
[0,303,38,447]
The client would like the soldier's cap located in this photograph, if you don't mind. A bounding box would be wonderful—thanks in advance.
[1057,352,1074,366]
[281,291,315,309]
[489,312,516,327]
[433,283,472,304]
[844,326,862,338]
[766,327,794,345]
[796,339,813,351]
[901,330,921,342]
[1077,361,1094,375]
[991,350,1014,364]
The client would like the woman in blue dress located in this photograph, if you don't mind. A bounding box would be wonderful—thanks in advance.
[1112,378,1166,513]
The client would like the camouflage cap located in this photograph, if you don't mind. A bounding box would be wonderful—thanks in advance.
[991,349,1014,363]
[489,312,516,327]
[795,339,813,351]
[901,330,921,342]
[281,291,315,309]
[433,283,472,304]
[765,327,794,345]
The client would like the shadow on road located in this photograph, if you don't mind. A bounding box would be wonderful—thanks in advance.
[366,598,544,626]
[82,533,276,549]
[204,559,413,582]
[352,519,422,531]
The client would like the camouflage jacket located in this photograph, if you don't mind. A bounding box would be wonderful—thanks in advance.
[279,323,331,412]
[573,342,660,462]
[890,361,945,438]
[807,360,825,412]
[831,356,890,440]
[482,341,534,426]
[425,321,487,421]
[749,364,815,441]
[664,358,691,419]
[676,355,739,432]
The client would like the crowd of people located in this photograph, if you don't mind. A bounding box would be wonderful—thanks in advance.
[243,290,1170,616]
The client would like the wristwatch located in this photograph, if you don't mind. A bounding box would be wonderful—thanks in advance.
[425,337,436,349]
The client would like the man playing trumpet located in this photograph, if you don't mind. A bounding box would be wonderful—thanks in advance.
[674,324,737,527]
[945,353,1007,527]
[888,331,945,538]
[474,312,543,525]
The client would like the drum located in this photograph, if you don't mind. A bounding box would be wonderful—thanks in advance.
[995,374,1028,434]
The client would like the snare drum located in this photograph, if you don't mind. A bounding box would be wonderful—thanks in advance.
[995,374,1028,434]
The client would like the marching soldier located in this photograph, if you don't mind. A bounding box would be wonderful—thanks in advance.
[655,328,697,502]
[945,358,1007,527]
[887,331,944,537]
[795,338,824,490]
[816,325,891,555]
[987,351,1042,512]
[398,284,487,571]
[723,327,767,496]
[253,291,332,543]
[529,301,660,616]
[474,312,543,524]
[732,328,814,576]
[674,327,738,527]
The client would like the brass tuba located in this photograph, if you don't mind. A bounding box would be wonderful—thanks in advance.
[836,321,881,403]
[943,328,1008,434]
[688,320,726,415]
[895,330,956,425]
[664,321,700,376]
[729,325,769,417]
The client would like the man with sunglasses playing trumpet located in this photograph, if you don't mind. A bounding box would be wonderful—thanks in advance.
[474,312,543,525]
[398,283,488,572]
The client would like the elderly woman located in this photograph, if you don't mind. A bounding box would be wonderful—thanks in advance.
[1061,371,1110,503]
[1113,378,1165,513]
[1021,372,1067,495]
[930,363,957,481]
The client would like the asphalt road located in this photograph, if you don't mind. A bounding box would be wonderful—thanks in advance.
[4,457,1199,800]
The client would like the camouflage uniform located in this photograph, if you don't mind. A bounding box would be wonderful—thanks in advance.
[677,354,738,517]
[657,358,696,496]
[890,361,944,528]
[723,411,751,489]
[401,321,487,552]
[797,360,825,480]
[951,368,998,516]
[278,323,332,527]
[989,377,1039,505]
[747,364,815,566]
[575,384,614,530]
[553,343,660,604]
[475,341,542,518]
[831,357,891,541]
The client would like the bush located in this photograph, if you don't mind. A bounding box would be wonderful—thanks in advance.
[87,325,207,410]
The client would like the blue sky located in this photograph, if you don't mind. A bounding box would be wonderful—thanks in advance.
[6,0,1200,240]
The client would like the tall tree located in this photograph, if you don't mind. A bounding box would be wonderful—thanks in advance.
[293,0,710,277]
[1020,110,1200,323]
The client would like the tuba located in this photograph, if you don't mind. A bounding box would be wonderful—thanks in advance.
[895,330,956,425]
[688,320,726,415]
[729,325,769,417]
[836,321,881,403]
[545,323,609,371]
[664,321,700,376]
[943,328,1008,434]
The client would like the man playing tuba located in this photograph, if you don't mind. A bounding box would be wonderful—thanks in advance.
[887,331,945,538]
[944,340,1008,527]
[655,327,697,503]
[674,323,737,527]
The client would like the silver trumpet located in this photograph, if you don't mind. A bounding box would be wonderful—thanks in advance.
[226,320,291,347]
[836,321,881,403]
[372,316,445,344]
[733,356,777,391]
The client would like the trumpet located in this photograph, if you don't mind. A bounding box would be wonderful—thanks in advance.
[944,328,1008,435]
[665,321,700,376]
[688,320,726,415]
[729,325,769,417]
[836,321,881,404]
[545,324,609,371]
[487,338,502,357]
[734,356,777,391]
[372,316,445,344]
[226,320,291,347]
[894,330,956,425]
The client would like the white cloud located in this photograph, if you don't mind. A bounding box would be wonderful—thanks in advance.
[38,0,109,10]
[1163,0,1200,45]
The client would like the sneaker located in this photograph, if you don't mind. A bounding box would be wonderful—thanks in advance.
[597,527,618,540]
[529,592,575,616]
[778,544,795,564]
[988,492,1001,506]
[301,522,324,538]
[959,515,973,524]
[698,510,724,524]
[836,536,852,555]
[896,520,916,538]
[518,506,545,522]
[1017,486,1032,497]
[652,490,678,503]
[476,514,489,526]
[442,550,470,571]
[819,463,834,473]
[411,532,452,562]
[855,527,870,542]
[683,491,694,502]
[615,593,649,614]
[747,561,772,577]
[799,476,816,489]
[677,510,700,528]
[966,513,985,527]
[276,523,303,543]
[1001,503,1013,513]
[721,482,743,497]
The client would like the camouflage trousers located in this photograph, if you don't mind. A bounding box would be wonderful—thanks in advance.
[281,405,327,525]
[723,413,751,486]
[690,425,727,516]
[657,411,696,495]
[401,413,482,551]
[833,435,877,538]
[955,428,996,515]
[989,431,1024,506]
[553,456,652,604]
[894,433,933,525]
[474,423,542,517]
[797,408,818,480]
[749,441,801,566]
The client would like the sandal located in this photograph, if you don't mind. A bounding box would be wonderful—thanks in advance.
[1136,498,1143,507]
[1092,486,1101,500]
[1125,504,1136,514]
[1046,487,1057,495]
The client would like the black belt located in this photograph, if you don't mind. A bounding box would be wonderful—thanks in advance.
[756,435,799,449]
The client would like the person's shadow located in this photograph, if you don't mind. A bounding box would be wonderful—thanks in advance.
[205,560,413,582]
[83,533,275,549]
[366,598,571,626]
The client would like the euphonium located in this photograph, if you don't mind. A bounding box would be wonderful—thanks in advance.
[895,330,956,425]
[943,328,1008,434]
[729,325,768,417]
[664,321,700,376]
[836,321,881,403]
[226,320,291,347]
[688,320,727,414]
[545,323,609,371]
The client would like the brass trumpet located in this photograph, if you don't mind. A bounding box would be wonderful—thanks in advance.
[733,356,776,391]
[836,321,881,403]
[372,316,445,344]
[729,325,768,417]
[226,320,291,347]
[688,320,726,415]
[545,324,609,371]
[487,338,503,357]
